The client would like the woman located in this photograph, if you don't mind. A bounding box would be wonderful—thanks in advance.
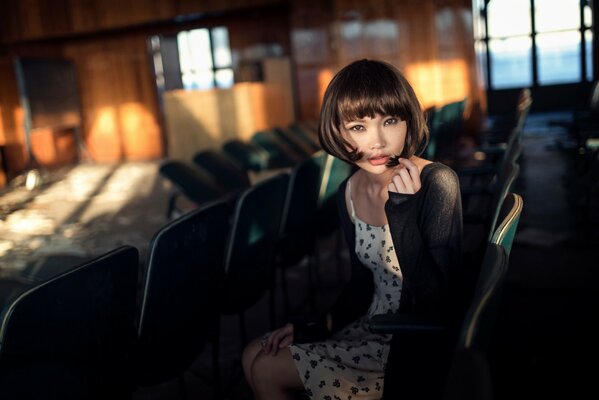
[242,59,463,400]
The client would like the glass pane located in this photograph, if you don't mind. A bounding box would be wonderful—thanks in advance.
[535,0,580,33]
[586,30,594,81]
[182,70,214,90]
[215,68,234,89]
[212,27,232,68]
[584,3,592,27]
[489,36,532,89]
[187,29,213,70]
[537,31,581,85]
[487,0,531,37]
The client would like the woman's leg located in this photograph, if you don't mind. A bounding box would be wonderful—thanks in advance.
[250,347,304,400]
[241,337,263,392]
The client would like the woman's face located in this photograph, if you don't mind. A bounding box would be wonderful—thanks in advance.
[341,113,407,175]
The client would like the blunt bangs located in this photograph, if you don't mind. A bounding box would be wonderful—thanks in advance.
[336,72,410,126]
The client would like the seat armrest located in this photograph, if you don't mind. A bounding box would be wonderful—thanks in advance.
[369,313,448,334]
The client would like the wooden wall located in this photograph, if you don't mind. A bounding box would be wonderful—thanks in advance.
[0,0,483,184]
[290,0,484,130]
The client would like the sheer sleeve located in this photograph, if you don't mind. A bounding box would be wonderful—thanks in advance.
[385,164,463,318]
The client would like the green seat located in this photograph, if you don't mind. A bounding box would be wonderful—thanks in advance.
[490,193,523,257]
[284,124,322,152]
[371,203,522,399]
[461,158,520,296]
[273,127,316,158]
[251,130,305,168]
[426,99,466,161]
[0,246,139,398]
[315,153,354,237]
[276,151,325,316]
[222,139,270,172]
[218,172,290,343]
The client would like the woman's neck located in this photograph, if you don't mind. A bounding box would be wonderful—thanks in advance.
[358,168,395,198]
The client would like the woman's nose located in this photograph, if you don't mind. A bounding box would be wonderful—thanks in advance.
[370,129,386,149]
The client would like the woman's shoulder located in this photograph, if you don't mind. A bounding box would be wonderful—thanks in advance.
[422,162,459,183]
[420,162,460,200]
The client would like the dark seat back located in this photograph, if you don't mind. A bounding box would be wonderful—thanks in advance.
[0,246,139,397]
[443,243,509,400]
[159,160,227,204]
[136,199,233,386]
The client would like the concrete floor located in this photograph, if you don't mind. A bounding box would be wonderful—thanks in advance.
[0,112,598,399]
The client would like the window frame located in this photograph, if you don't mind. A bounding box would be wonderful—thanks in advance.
[474,0,594,90]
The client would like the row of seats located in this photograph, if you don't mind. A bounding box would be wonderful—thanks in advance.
[0,141,354,399]
[0,98,529,399]
[364,91,530,399]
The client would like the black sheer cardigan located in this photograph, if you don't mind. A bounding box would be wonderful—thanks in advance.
[295,162,464,341]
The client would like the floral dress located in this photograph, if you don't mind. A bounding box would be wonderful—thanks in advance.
[288,178,403,399]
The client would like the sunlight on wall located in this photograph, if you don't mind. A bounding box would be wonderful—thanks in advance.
[163,82,294,161]
[119,102,161,159]
[317,68,334,111]
[88,106,121,161]
[405,59,470,108]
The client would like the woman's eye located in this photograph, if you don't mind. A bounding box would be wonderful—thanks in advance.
[348,125,364,132]
[384,118,398,125]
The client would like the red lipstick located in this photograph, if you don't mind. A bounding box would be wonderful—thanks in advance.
[368,155,390,166]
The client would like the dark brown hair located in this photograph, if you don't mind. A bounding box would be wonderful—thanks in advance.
[318,59,429,164]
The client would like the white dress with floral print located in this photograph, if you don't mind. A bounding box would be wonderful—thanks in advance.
[288,178,403,399]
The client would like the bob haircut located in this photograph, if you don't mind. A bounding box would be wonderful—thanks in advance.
[318,59,429,164]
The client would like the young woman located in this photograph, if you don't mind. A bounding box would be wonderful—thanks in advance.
[242,59,463,400]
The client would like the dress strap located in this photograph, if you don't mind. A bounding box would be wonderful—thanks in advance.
[347,177,357,219]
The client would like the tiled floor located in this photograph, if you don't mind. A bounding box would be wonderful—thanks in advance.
[0,112,597,399]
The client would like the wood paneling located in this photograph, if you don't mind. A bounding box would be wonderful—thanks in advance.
[290,0,485,136]
[0,0,286,43]
[63,35,162,162]
[0,0,484,184]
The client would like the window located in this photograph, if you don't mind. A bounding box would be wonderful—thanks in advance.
[150,27,234,92]
[177,27,234,90]
[473,0,593,89]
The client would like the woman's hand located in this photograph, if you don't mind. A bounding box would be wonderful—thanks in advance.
[261,323,294,356]
[388,158,422,194]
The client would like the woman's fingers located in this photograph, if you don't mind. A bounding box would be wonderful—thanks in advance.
[389,158,422,194]
[401,159,422,191]
[263,323,293,356]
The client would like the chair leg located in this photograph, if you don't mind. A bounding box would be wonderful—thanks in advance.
[306,253,317,315]
[211,320,223,400]
[177,375,188,400]
[239,312,248,348]
[280,264,291,316]
[335,227,344,282]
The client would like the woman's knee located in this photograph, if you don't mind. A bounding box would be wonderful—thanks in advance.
[251,348,302,391]
[242,337,263,379]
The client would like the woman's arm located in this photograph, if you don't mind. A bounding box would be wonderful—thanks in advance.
[386,164,463,317]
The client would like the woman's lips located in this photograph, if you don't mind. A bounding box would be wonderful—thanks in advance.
[367,155,389,166]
